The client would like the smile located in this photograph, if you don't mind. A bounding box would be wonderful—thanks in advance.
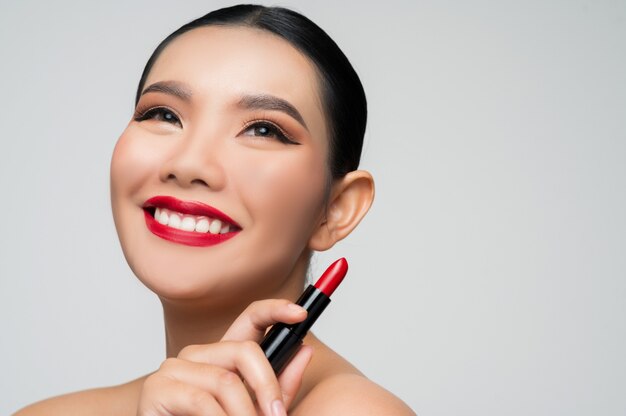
[142,195,241,247]
[153,207,232,234]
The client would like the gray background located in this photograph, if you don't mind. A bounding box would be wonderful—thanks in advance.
[1,0,625,414]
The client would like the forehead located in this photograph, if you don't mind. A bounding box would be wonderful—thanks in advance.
[144,25,326,136]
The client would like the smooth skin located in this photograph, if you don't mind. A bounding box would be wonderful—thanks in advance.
[15,26,415,415]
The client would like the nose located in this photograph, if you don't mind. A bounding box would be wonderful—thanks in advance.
[158,131,227,191]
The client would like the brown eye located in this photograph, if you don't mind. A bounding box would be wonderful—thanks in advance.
[253,125,272,137]
[134,107,182,127]
[242,121,299,145]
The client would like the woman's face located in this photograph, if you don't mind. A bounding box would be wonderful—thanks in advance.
[110,26,329,305]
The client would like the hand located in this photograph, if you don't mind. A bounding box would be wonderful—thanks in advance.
[137,299,313,416]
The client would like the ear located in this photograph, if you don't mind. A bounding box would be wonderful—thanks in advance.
[308,170,375,251]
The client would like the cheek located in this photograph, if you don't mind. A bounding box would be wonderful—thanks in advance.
[235,147,328,234]
[110,128,162,202]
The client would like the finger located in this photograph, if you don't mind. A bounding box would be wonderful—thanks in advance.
[277,345,314,409]
[158,358,256,415]
[221,299,307,342]
[179,341,286,416]
[139,373,227,416]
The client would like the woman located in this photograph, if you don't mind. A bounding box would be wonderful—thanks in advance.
[16,4,414,415]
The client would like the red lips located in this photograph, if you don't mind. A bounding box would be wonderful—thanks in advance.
[142,195,241,247]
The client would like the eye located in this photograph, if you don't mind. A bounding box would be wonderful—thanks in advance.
[241,121,300,145]
[133,106,182,127]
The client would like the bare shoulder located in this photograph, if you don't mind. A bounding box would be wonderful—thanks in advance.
[293,335,415,415]
[294,372,416,415]
[13,376,145,416]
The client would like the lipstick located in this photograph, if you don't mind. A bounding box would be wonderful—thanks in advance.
[260,257,348,374]
[142,196,241,247]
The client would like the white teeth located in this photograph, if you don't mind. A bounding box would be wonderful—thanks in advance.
[180,216,196,232]
[167,213,182,229]
[195,217,210,233]
[152,207,235,234]
[209,219,222,234]
[157,208,169,225]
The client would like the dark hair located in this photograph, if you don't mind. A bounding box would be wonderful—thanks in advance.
[134,4,367,180]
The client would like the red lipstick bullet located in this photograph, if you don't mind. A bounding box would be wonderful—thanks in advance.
[260,258,348,374]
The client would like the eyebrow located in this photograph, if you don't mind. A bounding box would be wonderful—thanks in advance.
[140,80,193,101]
[140,81,308,131]
[237,94,309,131]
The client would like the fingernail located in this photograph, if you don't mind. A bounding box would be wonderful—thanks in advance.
[287,303,306,314]
[271,399,287,416]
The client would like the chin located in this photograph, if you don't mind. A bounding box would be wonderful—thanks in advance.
[113,204,311,306]
[124,250,277,308]
[133,254,253,302]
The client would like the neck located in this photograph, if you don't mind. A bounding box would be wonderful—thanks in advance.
[160,253,311,358]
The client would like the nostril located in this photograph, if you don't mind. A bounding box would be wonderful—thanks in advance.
[191,178,209,187]
[160,159,224,190]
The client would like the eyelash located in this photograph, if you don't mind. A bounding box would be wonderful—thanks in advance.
[240,120,299,145]
[133,106,182,126]
[133,106,300,145]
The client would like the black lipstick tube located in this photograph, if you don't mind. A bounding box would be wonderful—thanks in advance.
[260,285,330,374]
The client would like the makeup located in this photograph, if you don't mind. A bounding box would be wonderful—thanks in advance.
[260,257,348,374]
[142,196,241,247]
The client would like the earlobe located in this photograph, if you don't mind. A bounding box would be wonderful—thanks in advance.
[308,170,375,251]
